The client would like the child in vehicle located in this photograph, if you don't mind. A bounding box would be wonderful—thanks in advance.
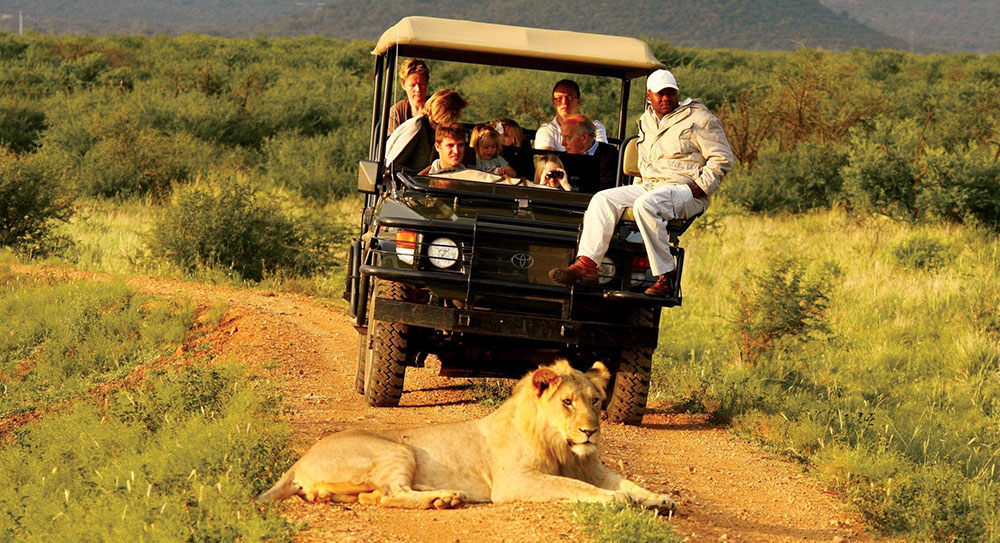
[533,154,571,191]
[420,124,468,175]
[497,118,525,148]
[471,124,518,177]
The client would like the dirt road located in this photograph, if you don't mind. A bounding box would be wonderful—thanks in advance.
[13,266,882,543]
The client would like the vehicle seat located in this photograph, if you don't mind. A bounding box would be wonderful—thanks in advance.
[622,137,640,178]
[621,137,640,220]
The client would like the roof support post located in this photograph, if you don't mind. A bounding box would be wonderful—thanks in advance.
[617,78,631,142]
[369,54,385,161]
[376,48,397,167]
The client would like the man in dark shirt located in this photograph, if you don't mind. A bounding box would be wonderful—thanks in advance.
[560,114,618,193]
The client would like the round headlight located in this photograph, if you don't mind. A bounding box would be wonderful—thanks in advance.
[427,237,460,269]
[597,257,616,285]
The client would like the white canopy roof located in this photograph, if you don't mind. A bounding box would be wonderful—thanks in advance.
[373,16,665,79]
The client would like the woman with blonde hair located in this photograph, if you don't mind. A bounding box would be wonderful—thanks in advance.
[386,89,468,172]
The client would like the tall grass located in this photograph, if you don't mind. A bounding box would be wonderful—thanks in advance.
[0,364,295,542]
[52,197,163,275]
[0,277,193,417]
[656,207,1000,541]
[44,195,361,299]
[0,276,296,542]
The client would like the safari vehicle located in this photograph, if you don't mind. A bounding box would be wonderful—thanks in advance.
[345,16,699,425]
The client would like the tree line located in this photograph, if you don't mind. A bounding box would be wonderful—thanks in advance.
[1,32,999,273]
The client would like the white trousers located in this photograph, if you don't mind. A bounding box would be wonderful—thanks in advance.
[578,183,707,276]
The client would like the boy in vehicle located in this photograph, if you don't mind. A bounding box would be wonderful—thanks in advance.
[420,124,467,175]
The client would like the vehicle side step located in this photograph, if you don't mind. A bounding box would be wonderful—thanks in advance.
[602,290,681,307]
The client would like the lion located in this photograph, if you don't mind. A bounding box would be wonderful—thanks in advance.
[258,360,676,512]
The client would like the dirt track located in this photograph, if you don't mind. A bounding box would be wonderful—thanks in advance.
[12,265,885,543]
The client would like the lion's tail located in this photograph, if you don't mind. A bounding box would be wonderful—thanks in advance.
[258,471,299,502]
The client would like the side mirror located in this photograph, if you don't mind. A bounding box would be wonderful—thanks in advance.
[357,160,380,193]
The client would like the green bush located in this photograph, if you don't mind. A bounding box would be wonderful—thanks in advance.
[149,171,338,281]
[262,132,359,202]
[0,151,71,250]
[34,90,108,158]
[724,142,847,212]
[890,231,955,271]
[733,255,831,366]
[841,118,921,220]
[917,146,1000,230]
[0,34,28,61]
[0,103,47,153]
[77,122,206,199]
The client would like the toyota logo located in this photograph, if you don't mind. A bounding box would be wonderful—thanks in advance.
[511,253,534,269]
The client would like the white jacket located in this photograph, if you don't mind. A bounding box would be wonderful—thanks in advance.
[636,99,734,200]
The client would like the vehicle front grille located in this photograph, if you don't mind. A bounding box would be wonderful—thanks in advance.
[471,234,574,288]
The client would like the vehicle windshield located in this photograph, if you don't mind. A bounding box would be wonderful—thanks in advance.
[398,170,594,207]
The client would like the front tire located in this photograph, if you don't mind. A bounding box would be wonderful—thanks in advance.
[363,278,410,407]
[354,331,367,395]
[605,307,655,425]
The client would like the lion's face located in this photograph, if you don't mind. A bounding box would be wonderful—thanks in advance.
[530,361,611,458]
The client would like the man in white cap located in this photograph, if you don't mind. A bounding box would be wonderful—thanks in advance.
[549,69,734,297]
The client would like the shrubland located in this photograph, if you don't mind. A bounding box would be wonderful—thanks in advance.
[1,30,999,541]
[0,363,294,542]
[654,209,1000,541]
[0,278,192,417]
[0,275,295,542]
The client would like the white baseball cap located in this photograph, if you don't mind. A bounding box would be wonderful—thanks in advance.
[646,69,678,92]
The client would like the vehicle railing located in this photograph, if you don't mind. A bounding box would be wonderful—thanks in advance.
[393,171,593,208]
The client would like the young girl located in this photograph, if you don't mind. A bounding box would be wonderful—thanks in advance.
[470,124,518,177]
[497,118,525,148]
[533,153,571,191]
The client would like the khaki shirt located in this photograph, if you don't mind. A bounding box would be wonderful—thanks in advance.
[636,99,734,201]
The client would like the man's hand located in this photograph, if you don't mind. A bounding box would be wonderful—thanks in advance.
[687,181,706,199]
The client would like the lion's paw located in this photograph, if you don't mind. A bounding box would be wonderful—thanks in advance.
[430,490,467,509]
[636,493,677,514]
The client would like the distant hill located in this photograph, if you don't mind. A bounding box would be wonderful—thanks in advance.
[258,0,907,51]
[819,0,1000,53]
[1,0,908,52]
[0,0,319,36]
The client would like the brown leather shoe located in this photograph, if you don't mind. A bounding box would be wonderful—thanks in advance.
[549,256,599,285]
[644,271,675,297]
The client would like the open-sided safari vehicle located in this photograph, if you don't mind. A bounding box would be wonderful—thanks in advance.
[345,16,700,425]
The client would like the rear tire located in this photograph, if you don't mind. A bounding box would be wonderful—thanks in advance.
[363,278,410,407]
[605,307,655,425]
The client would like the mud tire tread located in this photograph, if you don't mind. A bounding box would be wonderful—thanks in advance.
[363,279,410,407]
[605,307,655,425]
